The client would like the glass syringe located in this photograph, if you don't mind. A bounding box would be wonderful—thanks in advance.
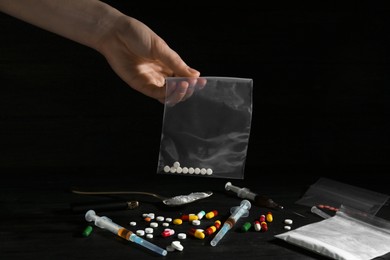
[85,210,167,256]
[210,199,251,247]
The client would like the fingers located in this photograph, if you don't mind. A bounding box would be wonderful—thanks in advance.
[165,77,208,106]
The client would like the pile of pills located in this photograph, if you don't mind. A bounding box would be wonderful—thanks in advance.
[162,161,213,176]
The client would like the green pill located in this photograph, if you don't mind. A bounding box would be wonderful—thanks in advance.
[241,222,252,232]
[82,225,93,237]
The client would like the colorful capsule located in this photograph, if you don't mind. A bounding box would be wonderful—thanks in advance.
[241,222,252,232]
[197,210,206,220]
[205,210,218,219]
[260,221,268,232]
[266,212,273,222]
[173,218,183,225]
[82,225,93,237]
[161,229,175,237]
[259,214,266,222]
[214,220,221,229]
[254,221,261,231]
[188,214,198,221]
[188,228,205,239]
[204,225,217,236]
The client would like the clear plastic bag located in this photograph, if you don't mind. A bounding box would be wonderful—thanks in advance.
[295,177,389,215]
[156,77,253,179]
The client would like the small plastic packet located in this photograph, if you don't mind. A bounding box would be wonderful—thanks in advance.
[156,76,253,179]
[295,177,389,215]
[275,205,390,260]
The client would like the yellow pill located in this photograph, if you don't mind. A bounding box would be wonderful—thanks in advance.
[173,218,183,225]
[266,212,273,222]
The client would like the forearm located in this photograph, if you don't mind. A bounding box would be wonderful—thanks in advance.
[0,0,123,50]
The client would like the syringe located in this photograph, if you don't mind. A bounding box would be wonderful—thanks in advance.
[225,182,283,210]
[210,199,251,247]
[85,210,167,256]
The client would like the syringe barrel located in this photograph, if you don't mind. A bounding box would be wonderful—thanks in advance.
[230,200,251,223]
[95,216,122,234]
[225,182,256,200]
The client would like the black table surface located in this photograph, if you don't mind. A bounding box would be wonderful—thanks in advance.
[1,168,390,260]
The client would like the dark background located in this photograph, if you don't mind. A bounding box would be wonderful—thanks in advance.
[0,2,389,191]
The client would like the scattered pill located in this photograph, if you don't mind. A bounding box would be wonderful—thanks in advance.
[150,222,158,228]
[173,218,183,225]
[177,233,187,239]
[266,212,273,222]
[165,218,172,222]
[206,210,218,219]
[163,165,170,173]
[162,222,169,227]
[259,214,266,222]
[129,221,137,226]
[188,214,198,221]
[82,225,93,237]
[214,220,221,229]
[161,229,175,237]
[156,216,164,222]
[241,222,252,232]
[136,230,145,236]
[197,210,206,220]
[254,221,261,231]
[192,219,201,226]
[145,228,153,234]
[204,225,217,236]
[188,228,205,239]
[284,219,293,225]
[146,233,154,239]
[171,241,184,251]
[261,221,268,232]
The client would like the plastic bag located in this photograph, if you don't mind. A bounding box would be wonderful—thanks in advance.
[275,205,390,260]
[156,77,253,179]
[295,177,389,215]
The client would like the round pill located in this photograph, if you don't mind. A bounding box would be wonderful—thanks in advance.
[146,233,153,239]
[188,167,195,174]
[284,219,293,225]
[129,221,137,226]
[200,168,207,175]
[173,219,183,225]
[162,222,169,227]
[284,225,291,230]
[165,218,172,222]
[206,168,213,175]
[136,230,145,236]
[150,222,158,228]
[194,168,201,174]
[170,166,177,173]
[173,161,180,168]
[176,167,183,173]
[145,228,153,234]
[156,216,164,221]
[192,219,201,226]
[182,167,189,174]
[171,241,184,251]
[177,233,187,239]
[163,165,170,173]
